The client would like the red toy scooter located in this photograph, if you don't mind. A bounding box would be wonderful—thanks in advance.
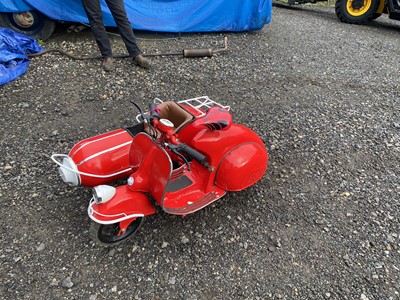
[51,97,268,246]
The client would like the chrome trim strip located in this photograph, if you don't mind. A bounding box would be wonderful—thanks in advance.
[70,130,127,158]
[87,198,144,225]
[76,141,132,166]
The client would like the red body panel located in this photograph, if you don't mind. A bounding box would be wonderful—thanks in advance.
[128,133,172,205]
[190,124,266,166]
[69,128,134,187]
[189,124,268,191]
[177,106,232,142]
[215,142,268,191]
[162,159,226,214]
[89,185,156,223]
[90,134,172,222]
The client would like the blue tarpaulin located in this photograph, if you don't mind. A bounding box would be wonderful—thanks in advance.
[0,27,43,85]
[0,1,271,84]
[0,0,272,32]
[0,1,33,12]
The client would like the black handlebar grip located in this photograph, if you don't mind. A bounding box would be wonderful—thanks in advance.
[149,103,160,119]
[180,144,208,166]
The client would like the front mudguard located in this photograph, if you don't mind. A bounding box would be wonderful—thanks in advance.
[88,185,156,224]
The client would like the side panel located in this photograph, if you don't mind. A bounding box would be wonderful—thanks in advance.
[190,124,268,191]
[190,124,267,167]
[215,142,268,191]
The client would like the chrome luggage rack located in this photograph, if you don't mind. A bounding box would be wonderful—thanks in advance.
[136,96,230,122]
[176,96,230,117]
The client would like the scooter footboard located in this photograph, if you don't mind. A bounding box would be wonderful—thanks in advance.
[88,185,156,224]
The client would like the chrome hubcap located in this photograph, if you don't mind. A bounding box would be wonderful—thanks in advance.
[13,12,34,28]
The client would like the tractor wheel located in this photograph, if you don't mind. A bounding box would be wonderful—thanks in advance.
[335,0,380,23]
[0,10,56,41]
[368,12,382,20]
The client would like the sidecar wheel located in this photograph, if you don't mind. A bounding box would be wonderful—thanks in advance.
[89,218,143,246]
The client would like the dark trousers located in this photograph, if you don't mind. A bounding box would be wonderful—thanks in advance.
[82,0,142,57]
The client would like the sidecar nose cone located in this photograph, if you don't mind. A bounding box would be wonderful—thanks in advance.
[59,156,80,186]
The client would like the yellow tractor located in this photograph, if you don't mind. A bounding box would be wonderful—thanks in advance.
[335,0,400,23]
[286,0,400,23]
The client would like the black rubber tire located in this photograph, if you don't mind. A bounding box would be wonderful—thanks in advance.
[335,0,380,23]
[0,11,56,41]
[89,217,144,247]
[368,12,382,20]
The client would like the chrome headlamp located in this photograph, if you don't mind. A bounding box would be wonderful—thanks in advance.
[92,185,116,204]
[58,156,80,186]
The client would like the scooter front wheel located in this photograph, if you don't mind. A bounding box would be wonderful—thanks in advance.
[89,218,143,246]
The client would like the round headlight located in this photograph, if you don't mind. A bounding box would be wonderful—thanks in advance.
[158,118,174,132]
[59,156,80,186]
[92,185,116,204]
[160,118,174,128]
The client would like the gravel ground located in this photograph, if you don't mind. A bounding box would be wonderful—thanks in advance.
[1,5,400,300]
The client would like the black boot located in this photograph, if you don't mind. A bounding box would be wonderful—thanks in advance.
[133,55,150,69]
[102,57,114,72]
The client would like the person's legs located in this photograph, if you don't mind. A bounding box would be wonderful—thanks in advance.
[82,0,113,57]
[104,0,141,57]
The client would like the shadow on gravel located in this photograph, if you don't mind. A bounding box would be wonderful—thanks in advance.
[273,2,340,21]
[363,19,400,31]
[273,1,400,32]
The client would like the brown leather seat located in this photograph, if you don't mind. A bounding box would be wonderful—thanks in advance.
[157,101,193,130]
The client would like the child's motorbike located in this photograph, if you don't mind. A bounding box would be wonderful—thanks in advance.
[51,97,268,246]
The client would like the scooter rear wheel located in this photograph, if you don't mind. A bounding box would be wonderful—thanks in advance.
[89,218,143,246]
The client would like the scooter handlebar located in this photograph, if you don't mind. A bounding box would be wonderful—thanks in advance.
[168,143,210,169]
[149,103,160,120]
[180,144,209,167]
